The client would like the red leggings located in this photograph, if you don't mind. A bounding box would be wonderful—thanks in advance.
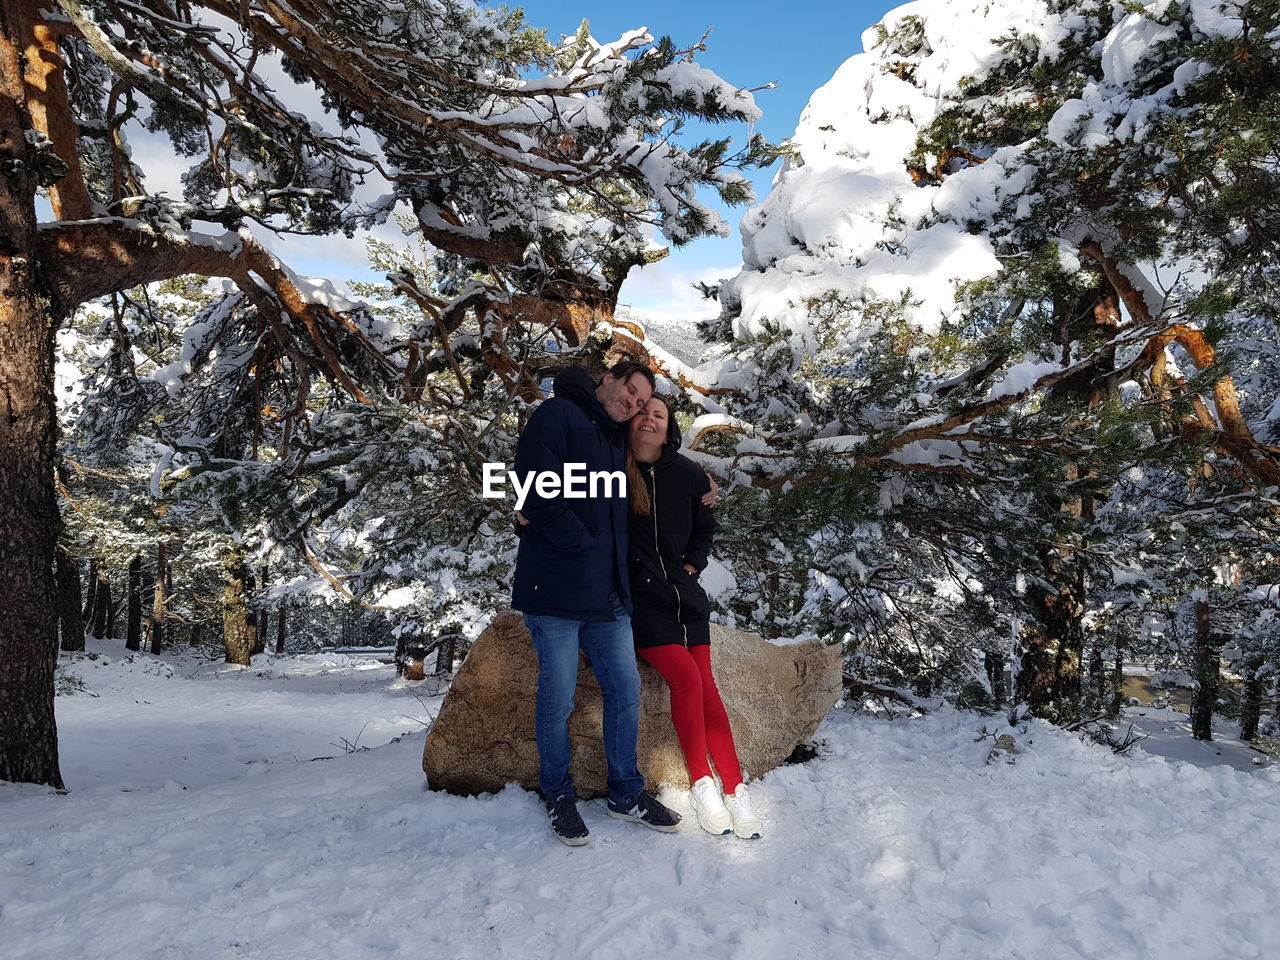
[638,643,743,793]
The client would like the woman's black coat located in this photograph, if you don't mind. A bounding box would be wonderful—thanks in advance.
[627,420,716,648]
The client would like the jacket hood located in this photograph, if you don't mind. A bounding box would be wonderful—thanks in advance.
[663,401,682,450]
[552,367,617,433]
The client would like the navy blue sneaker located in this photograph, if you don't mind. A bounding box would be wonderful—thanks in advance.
[545,794,589,846]
[607,790,681,832]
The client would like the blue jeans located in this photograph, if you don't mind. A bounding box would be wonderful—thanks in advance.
[524,595,644,805]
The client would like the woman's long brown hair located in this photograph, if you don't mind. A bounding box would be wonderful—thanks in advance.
[626,395,676,515]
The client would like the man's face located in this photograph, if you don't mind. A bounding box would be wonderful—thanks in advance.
[596,371,653,423]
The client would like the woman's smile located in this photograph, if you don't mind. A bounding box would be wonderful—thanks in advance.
[631,398,669,445]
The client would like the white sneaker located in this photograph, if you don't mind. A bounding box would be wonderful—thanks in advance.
[724,782,763,839]
[689,776,733,835]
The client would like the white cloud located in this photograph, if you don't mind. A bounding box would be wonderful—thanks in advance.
[258,218,410,288]
[619,254,740,317]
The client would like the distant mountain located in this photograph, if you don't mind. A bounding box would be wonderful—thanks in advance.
[615,304,715,366]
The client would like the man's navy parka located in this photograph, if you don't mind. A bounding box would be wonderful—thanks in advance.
[511,367,632,621]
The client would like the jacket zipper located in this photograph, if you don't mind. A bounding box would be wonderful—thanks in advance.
[650,468,689,645]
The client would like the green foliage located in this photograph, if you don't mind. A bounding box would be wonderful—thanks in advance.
[953,680,998,714]
[694,0,1280,718]
[871,14,930,59]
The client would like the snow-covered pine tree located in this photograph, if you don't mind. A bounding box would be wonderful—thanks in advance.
[1,0,762,786]
[682,0,1280,719]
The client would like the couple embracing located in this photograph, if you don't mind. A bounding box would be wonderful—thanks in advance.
[512,360,764,847]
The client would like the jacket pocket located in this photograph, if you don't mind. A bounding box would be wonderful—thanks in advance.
[677,570,711,620]
[633,570,673,608]
[541,516,598,557]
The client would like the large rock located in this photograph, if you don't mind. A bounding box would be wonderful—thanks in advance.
[422,609,842,797]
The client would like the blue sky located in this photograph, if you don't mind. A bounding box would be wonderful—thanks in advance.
[507,0,899,314]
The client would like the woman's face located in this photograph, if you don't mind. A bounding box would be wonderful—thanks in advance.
[629,396,669,447]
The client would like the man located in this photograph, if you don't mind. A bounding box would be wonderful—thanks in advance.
[512,359,682,845]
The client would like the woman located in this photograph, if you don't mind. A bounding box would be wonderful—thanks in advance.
[625,395,763,839]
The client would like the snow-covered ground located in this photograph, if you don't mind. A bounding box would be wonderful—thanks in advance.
[48,640,441,792]
[3,641,1278,960]
[1123,705,1274,774]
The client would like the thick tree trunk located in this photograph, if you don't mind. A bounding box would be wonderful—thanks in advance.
[251,564,267,656]
[55,545,85,652]
[339,604,353,646]
[1017,626,1054,710]
[23,12,89,219]
[223,547,252,665]
[82,556,97,624]
[0,0,63,788]
[1189,599,1219,741]
[274,600,287,655]
[104,568,118,639]
[1239,656,1264,742]
[1088,644,1107,709]
[244,567,259,656]
[984,651,1006,708]
[126,554,142,652]
[89,563,111,639]
[151,541,167,655]
[1111,644,1125,714]
[1018,548,1085,720]
[394,632,407,676]
[141,562,155,650]
[1017,289,1118,723]
[435,634,456,677]
[254,610,268,654]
